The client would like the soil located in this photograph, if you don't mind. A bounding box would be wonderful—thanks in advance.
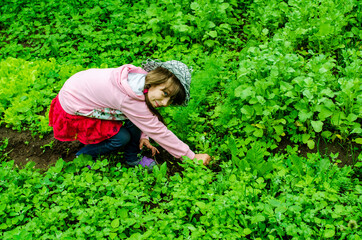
[0,127,83,169]
[0,126,185,174]
[272,136,361,167]
[0,126,360,173]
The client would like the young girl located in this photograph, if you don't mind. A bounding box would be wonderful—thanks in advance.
[49,59,211,169]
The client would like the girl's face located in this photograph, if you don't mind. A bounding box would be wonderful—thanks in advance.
[147,81,173,108]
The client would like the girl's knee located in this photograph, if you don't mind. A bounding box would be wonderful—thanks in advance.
[109,128,131,148]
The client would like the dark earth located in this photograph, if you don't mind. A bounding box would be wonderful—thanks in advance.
[0,126,186,174]
[0,126,360,174]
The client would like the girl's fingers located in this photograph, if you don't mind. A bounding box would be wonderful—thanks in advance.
[151,147,159,156]
[141,141,159,156]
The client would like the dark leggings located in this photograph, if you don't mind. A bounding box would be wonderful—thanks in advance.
[76,120,141,166]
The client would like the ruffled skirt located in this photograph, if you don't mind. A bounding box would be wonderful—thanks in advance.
[49,96,122,144]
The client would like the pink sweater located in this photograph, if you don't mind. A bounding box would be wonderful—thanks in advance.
[58,64,195,160]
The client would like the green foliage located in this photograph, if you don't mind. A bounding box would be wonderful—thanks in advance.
[0,155,361,239]
[1,0,361,155]
[243,0,361,54]
[214,42,361,155]
[229,137,273,177]
[0,0,251,66]
[0,58,84,135]
[0,0,362,238]
[0,138,9,161]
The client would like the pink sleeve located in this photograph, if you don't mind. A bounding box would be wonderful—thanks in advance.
[120,97,195,160]
[140,132,149,140]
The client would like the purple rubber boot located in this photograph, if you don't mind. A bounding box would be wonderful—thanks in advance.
[138,156,157,170]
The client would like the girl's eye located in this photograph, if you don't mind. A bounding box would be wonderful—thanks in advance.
[163,91,169,96]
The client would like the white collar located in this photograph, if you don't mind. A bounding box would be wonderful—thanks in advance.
[128,73,146,96]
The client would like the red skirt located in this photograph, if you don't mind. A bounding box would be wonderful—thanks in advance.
[49,96,122,144]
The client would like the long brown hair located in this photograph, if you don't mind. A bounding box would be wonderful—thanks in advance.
[144,67,186,124]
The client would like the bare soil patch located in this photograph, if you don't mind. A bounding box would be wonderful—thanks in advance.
[0,127,360,173]
[0,127,82,169]
[273,136,360,167]
[0,126,185,174]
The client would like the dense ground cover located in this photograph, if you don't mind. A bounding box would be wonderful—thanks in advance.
[0,0,361,239]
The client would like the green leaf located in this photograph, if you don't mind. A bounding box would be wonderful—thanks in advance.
[251,214,265,224]
[208,31,217,38]
[311,121,323,132]
[318,107,333,120]
[331,112,346,126]
[319,158,330,173]
[190,2,199,10]
[253,128,263,138]
[298,110,313,122]
[235,86,253,99]
[269,199,281,207]
[220,3,229,11]
[207,21,216,29]
[219,23,231,31]
[318,23,332,36]
[246,143,264,165]
[273,125,284,135]
[347,113,358,122]
[351,127,362,134]
[321,131,332,138]
[307,140,315,149]
[324,229,335,238]
[195,202,206,214]
[355,138,362,144]
[173,25,190,32]
[119,208,128,219]
[229,174,237,182]
[204,40,215,47]
[290,155,303,176]
[302,134,310,143]
[85,173,93,183]
[321,88,335,98]
[228,137,238,167]
[54,159,64,173]
[262,28,269,35]
[111,218,120,228]
[241,105,254,118]
[109,233,117,240]
[243,228,252,235]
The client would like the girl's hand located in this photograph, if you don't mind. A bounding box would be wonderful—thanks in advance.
[194,154,212,166]
[139,139,160,156]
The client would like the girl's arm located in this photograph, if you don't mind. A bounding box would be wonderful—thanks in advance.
[121,97,195,160]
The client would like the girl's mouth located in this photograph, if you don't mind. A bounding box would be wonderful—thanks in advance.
[155,101,160,107]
